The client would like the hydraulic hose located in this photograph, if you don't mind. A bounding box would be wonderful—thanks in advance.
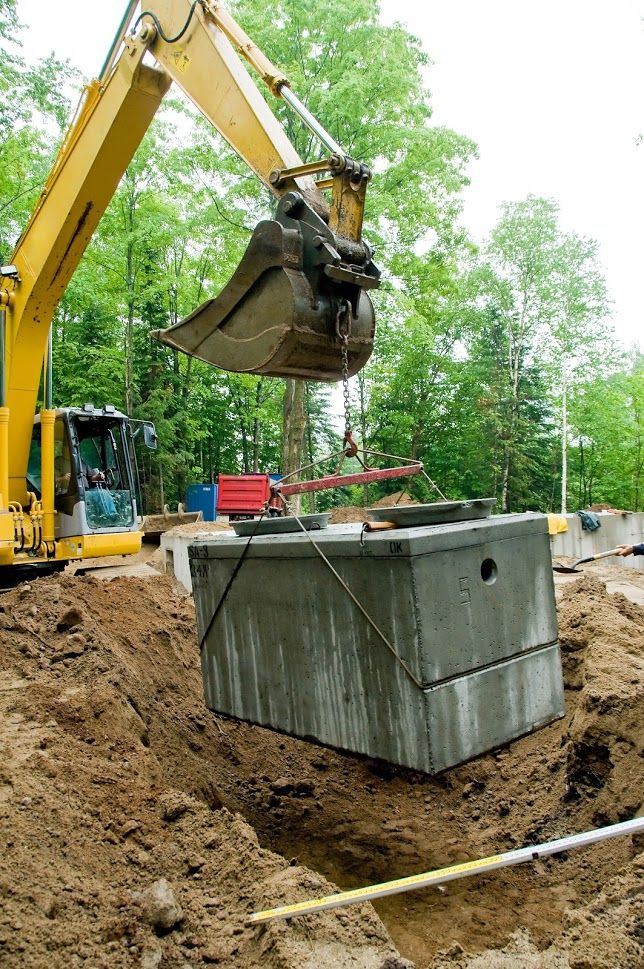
[133,0,204,44]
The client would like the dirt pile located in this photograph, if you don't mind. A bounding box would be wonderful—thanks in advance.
[431,856,643,968]
[163,522,233,537]
[427,574,644,968]
[328,505,371,524]
[0,575,402,968]
[369,492,416,508]
[327,494,418,524]
[0,569,642,968]
[557,575,644,821]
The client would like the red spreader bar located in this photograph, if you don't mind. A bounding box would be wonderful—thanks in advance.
[273,463,423,497]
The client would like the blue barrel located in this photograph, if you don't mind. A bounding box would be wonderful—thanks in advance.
[186,484,218,521]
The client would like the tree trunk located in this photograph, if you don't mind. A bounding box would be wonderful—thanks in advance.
[240,424,250,473]
[304,383,316,513]
[282,378,306,514]
[251,379,264,473]
[560,375,568,514]
[578,439,585,508]
[500,444,511,513]
[633,399,642,511]
[124,239,135,415]
[123,180,137,416]
[358,371,369,506]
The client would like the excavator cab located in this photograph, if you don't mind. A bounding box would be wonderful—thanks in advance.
[28,406,143,541]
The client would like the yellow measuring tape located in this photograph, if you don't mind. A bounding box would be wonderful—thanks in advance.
[249,817,644,924]
[249,853,504,924]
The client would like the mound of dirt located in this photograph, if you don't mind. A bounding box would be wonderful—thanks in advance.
[1,569,642,968]
[428,573,644,968]
[163,521,233,537]
[369,492,416,508]
[431,857,643,968]
[0,575,401,968]
[328,505,371,524]
[327,492,417,523]
[557,575,644,822]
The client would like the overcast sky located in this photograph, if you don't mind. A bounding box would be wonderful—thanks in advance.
[15,0,644,349]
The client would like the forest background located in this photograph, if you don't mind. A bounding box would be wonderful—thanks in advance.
[1,0,642,514]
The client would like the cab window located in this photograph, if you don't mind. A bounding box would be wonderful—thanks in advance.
[74,418,134,529]
[27,427,42,494]
[54,420,72,496]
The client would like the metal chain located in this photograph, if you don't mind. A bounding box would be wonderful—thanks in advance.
[336,299,352,438]
[341,338,352,437]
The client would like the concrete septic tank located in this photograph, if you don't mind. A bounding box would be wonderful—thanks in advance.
[190,512,564,774]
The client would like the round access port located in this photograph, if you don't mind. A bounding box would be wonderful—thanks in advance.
[481,558,498,584]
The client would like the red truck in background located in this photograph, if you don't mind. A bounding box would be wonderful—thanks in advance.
[216,474,274,520]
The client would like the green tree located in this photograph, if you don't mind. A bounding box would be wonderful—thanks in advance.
[543,232,611,512]
[225,0,476,476]
[568,351,644,511]
[469,197,611,512]
[0,1,77,251]
[14,0,634,521]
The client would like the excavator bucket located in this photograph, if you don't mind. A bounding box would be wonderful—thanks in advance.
[141,505,203,544]
[152,192,380,381]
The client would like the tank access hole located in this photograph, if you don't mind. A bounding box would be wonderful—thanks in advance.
[480,558,498,584]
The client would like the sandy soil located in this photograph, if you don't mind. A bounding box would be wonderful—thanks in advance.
[0,563,642,968]
[369,492,416,508]
[0,575,400,968]
[161,522,233,538]
[328,493,416,524]
[328,505,372,524]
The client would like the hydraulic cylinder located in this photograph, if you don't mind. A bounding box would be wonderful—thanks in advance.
[0,407,8,511]
[40,409,56,546]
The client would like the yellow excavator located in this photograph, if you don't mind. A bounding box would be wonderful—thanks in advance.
[0,0,379,582]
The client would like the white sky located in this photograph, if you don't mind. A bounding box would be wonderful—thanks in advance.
[14,0,644,349]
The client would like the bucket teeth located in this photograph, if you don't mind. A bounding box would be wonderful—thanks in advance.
[152,195,379,381]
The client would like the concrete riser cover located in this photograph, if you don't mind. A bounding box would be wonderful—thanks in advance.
[190,513,564,773]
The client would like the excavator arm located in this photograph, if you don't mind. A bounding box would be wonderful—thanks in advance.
[0,0,379,522]
[145,1,379,379]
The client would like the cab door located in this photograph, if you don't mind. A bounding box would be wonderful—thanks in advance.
[27,415,81,537]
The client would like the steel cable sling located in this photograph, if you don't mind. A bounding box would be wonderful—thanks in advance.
[198,325,441,690]
[198,496,424,690]
[268,317,446,506]
[197,508,267,653]
[278,494,425,690]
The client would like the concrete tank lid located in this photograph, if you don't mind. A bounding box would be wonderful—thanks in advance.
[188,511,549,560]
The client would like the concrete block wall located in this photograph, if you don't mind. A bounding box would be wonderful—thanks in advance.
[550,512,644,570]
[161,527,233,592]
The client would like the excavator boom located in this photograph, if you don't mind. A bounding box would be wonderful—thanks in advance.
[0,0,379,572]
